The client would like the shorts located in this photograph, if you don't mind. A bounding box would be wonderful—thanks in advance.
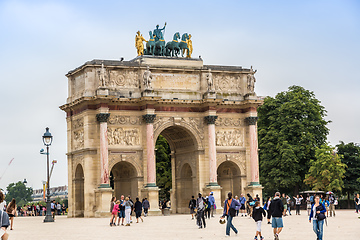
[8,214,14,218]
[272,217,283,228]
[118,210,125,218]
[255,220,262,232]
[283,204,287,209]
[240,205,245,210]
[190,208,195,214]
[135,211,142,218]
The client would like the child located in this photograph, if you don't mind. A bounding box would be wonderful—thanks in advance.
[252,201,266,240]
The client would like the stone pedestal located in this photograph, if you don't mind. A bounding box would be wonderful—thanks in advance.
[145,186,162,216]
[94,187,113,217]
[204,185,223,214]
[96,88,109,96]
[245,184,264,205]
[203,91,216,99]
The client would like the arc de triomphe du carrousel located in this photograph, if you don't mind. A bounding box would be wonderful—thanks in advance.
[60,25,263,217]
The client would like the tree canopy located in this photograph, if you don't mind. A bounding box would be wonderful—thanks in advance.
[336,141,360,196]
[258,85,329,195]
[155,135,172,201]
[304,143,346,192]
[5,181,33,206]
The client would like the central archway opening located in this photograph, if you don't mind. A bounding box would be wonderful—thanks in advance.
[156,125,199,213]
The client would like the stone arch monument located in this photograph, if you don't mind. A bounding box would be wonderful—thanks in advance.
[60,56,263,217]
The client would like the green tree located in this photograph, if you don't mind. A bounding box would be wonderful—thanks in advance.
[336,141,360,207]
[304,143,346,192]
[5,181,33,204]
[258,85,329,195]
[155,135,172,201]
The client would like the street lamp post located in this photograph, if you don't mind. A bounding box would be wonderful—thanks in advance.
[41,127,54,223]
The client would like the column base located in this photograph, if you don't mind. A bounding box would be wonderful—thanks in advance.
[204,184,223,214]
[142,186,161,216]
[94,186,114,217]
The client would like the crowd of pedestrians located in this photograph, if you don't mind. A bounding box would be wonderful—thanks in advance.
[188,191,344,240]
[109,195,149,227]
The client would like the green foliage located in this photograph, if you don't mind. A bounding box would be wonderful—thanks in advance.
[336,141,360,195]
[258,85,329,195]
[5,181,33,204]
[304,143,346,192]
[155,135,172,200]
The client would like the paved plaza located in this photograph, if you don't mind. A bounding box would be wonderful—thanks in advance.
[6,210,358,240]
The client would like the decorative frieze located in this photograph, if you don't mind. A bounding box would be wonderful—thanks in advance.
[216,129,243,146]
[107,127,140,146]
[108,115,143,125]
[215,117,241,127]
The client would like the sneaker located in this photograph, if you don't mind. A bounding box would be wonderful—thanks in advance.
[225,235,230,237]
[198,226,202,229]
[268,222,271,224]
[260,237,264,240]
[110,223,112,226]
[254,237,258,240]
[274,233,279,240]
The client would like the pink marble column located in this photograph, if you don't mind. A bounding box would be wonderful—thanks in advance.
[247,116,260,185]
[205,115,218,185]
[143,114,157,187]
[96,113,110,187]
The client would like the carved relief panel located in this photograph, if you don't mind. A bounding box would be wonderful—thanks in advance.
[213,74,242,92]
[73,129,84,150]
[107,70,139,88]
[216,129,244,147]
[107,127,140,146]
[108,115,143,125]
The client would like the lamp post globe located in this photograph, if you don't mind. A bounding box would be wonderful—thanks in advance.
[42,127,53,146]
[42,127,54,223]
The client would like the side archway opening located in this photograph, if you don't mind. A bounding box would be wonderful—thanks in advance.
[74,164,84,217]
[217,161,242,204]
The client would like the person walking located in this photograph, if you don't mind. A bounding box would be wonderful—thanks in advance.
[196,193,206,229]
[263,197,272,224]
[221,192,240,237]
[208,192,215,217]
[142,197,149,217]
[286,195,292,216]
[323,197,330,217]
[111,200,120,226]
[189,196,196,220]
[281,193,287,217]
[109,197,116,226]
[269,192,284,240]
[234,196,240,216]
[51,200,56,219]
[204,197,211,219]
[0,192,6,212]
[239,194,247,217]
[328,194,335,217]
[61,204,66,215]
[293,195,303,215]
[247,193,255,217]
[252,201,266,240]
[0,208,10,240]
[56,202,62,215]
[309,195,326,240]
[117,195,125,226]
[124,197,133,226]
[5,199,16,230]
[134,197,143,223]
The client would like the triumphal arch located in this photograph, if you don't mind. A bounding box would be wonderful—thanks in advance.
[60,27,263,217]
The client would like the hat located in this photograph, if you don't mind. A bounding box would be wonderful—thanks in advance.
[210,192,213,195]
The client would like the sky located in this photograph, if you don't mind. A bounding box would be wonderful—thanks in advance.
[0,0,359,191]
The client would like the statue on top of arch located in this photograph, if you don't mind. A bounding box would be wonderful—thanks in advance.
[135,23,193,58]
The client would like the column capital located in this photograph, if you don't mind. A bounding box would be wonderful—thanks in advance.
[246,116,258,125]
[204,115,218,125]
[96,113,110,123]
[142,114,156,124]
